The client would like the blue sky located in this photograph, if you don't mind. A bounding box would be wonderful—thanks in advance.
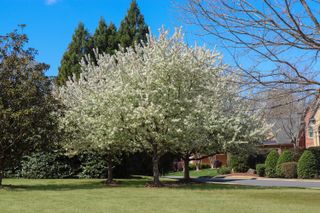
[1,0,197,76]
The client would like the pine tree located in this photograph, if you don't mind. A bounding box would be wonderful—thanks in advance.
[118,0,149,48]
[92,17,118,55]
[57,22,91,86]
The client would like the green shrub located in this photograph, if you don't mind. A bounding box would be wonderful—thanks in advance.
[230,156,249,173]
[189,164,197,170]
[188,163,210,171]
[256,164,265,177]
[298,150,318,179]
[276,150,294,177]
[265,150,279,178]
[20,152,73,179]
[78,153,107,178]
[281,162,297,178]
[201,164,211,169]
[217,166,231,175]
[308,147,320,173]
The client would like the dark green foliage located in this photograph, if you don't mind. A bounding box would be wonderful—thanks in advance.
[57,1,149,86]
[91,18,118,56]
[20,153,73,179]
[118,0,149,48]
[0,27,60,186]
[57,22,92,86]
[281,162,297,179]
[265,150,279,178]
[230,155,249,173]
[276,150,294,177]
[79,153,107,178]
[188,163,211,171]
[298,150,318,179]
[217,166,231,175]
[292,149,304,162]
[256,164,265,177]
[308,147,320,173]
[201,164,211,169]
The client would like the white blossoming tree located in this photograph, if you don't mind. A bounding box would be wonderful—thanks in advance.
[59,27,269,186]
[166,65,270,181]
[58,52,132,184]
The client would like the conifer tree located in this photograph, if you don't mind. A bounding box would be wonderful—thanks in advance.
[92,18,118,55]
[57,22,91,86]
[118,0,149,48]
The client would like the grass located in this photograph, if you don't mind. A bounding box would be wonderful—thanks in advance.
[166,168,218,177]
[0,177,320,213]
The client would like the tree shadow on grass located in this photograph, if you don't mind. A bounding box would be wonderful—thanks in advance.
[0,176,288,192]
[1,177,153,191]
[2,181,104,191]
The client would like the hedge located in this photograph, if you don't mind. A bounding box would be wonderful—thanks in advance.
[308,147,320,173]
[297,150,318,179]
[217,166,231,175]
[20,152,73,179]
[276,150,294,177]
[256,164,265,177]
[280,162,297,178]
[230,155,249,173]
[265,150,279,178]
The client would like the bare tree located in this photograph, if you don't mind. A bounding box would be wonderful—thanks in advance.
[262,89,305,144]
[180,0,320,99]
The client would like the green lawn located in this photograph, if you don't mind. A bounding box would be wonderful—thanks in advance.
[1,177,320,213]
[166,168,218,177]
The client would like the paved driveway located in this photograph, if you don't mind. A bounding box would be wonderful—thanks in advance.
[167,176,320,188]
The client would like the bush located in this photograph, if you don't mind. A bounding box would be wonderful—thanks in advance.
[265,150,279,178]
[298,150,318,179]
[256,164,265,177]
[201,164,211,169]
[188,163,211,171]
[217,166,231,175]
[276,150,294,177]
[78,152,108,178]
[20,152,73,179]
[230,156,249,173]
[280,162,297,178]
[308,147,320,173]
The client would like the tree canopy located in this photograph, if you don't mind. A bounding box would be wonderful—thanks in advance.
[0,28,60,186]
[118,0,149,48]
[57,22,91,86]
[59,27,269,186]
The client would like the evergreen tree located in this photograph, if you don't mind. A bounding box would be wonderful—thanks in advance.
[92,18,118,55]
[57,22,91,86]
[0,28,60,187]
[118,0,149,48]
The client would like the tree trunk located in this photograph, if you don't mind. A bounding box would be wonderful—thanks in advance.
[0,156,4,188]
[152,144,162,187]
[105,155,113,184]
[152,156,162,186]
[183,156,190,181]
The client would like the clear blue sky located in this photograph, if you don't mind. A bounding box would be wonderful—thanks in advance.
[1,0,197,76]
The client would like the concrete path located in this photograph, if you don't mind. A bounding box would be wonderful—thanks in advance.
[166,176,320,188]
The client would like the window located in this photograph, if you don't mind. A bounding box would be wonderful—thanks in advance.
[308,126,314,138]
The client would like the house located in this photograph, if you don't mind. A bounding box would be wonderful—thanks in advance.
[258,140,294,154]
[189,154,228,169]
[298,96,320,149]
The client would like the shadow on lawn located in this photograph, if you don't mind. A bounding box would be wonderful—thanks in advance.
[2,181,104,191]
[1,176,273,191]
[2,178,151,191]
